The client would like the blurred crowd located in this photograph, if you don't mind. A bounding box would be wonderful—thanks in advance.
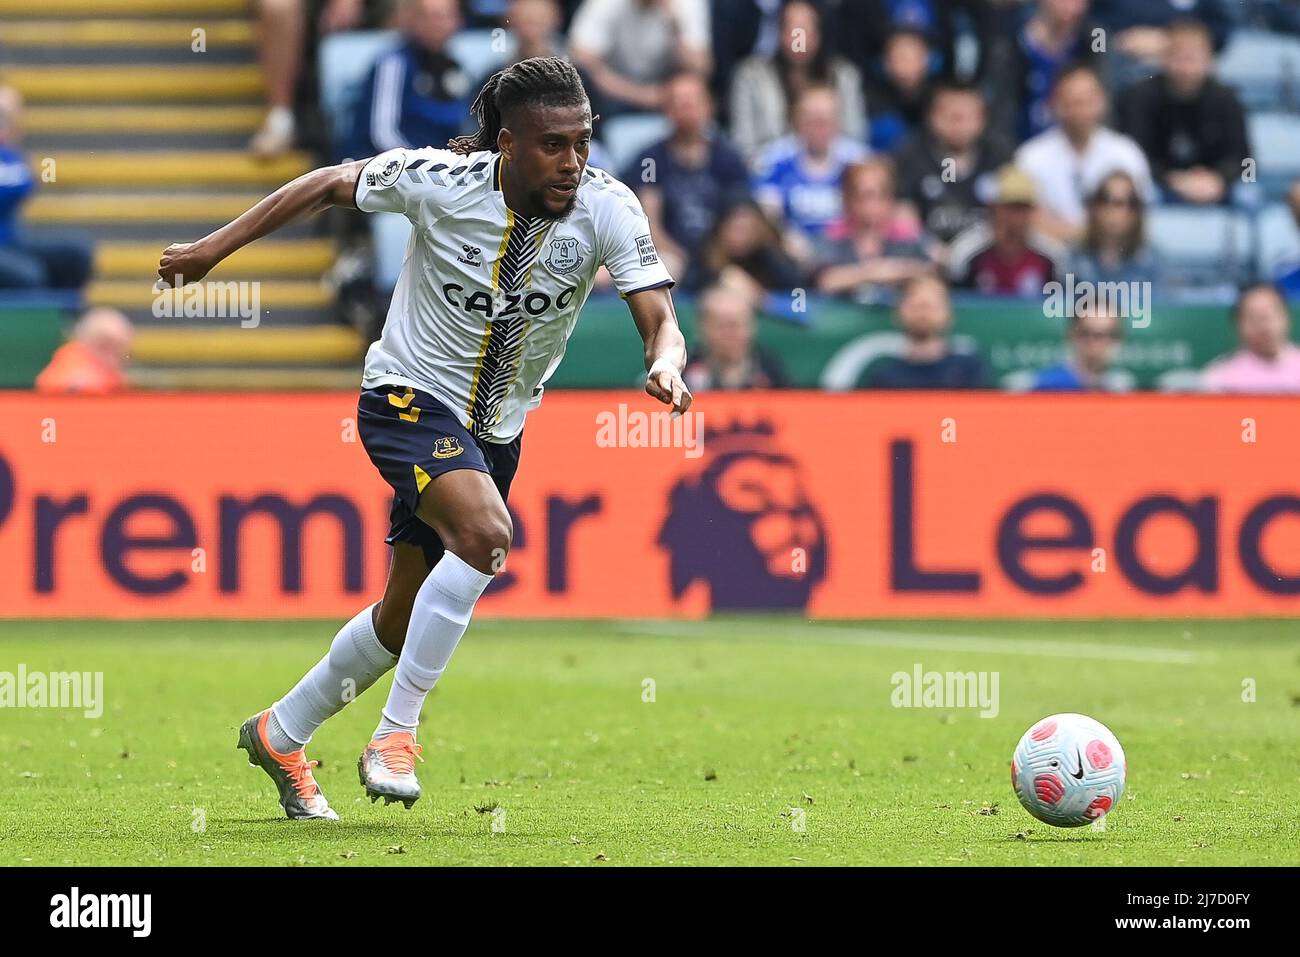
[11,0,1300,395]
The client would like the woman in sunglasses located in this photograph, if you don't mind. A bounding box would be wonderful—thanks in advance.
[1070,170,1163,289]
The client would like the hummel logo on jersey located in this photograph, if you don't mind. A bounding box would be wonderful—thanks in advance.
[457,244,483,267]
[432,437,464,459]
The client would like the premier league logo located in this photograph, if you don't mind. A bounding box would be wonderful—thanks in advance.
[545,237,584,275]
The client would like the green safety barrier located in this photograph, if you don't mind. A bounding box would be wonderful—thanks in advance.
[1,303,66,388]
[550,295,1244,390]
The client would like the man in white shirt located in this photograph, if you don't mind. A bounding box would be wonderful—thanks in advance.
[570,0,711,114]
[1015,63,1154,243]
[157,58,691,820]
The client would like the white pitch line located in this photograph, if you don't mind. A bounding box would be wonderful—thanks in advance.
[618,620,1202,665]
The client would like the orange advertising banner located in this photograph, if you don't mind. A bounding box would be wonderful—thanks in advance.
[1,391,1299,619]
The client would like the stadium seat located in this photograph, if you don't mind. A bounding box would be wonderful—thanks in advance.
[1247,112,1300,200]
[318,30,401,159]
[596,113,671,177]
[1146,205,1255,297]
[1216,28,1300,111]
[1255,202,1300,278]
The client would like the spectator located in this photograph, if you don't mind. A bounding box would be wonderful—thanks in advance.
[729,0,865,163]
[708,0,785,123]
[1117,18,1249,207]
[249,0,372,156]
[753,85,870,245]
[985,0,1102,145]
[1070,171,1162,287]
[35,308,133,395]
[1272,181,1300,298]
[894,81,1011,247]
[864,28,935,152]
[349,0,470,160]
[569,0,710,116]
[948,165,1067,296]
[813,158,936,301]
[1092,0,1233,63]
[1202,283,1300,393]
[1015,63,1155,243]
[625,71,752,289]
[498,0,567,68]
[859,275,989,388]
[0,85,92,291]
[683,284,789,391]
[1031,304,1129,391]
[836,0,959,83]
[701,199,805,305]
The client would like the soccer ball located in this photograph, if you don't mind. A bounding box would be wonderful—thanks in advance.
[1011,713,1126,827]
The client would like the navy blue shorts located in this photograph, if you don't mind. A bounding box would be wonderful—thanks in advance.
[357,385,522,567]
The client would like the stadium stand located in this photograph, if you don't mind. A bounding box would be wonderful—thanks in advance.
[4,0,1300,393]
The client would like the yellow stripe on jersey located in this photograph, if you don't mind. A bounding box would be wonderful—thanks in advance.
[464,320,495,429]
[491,207,515,292]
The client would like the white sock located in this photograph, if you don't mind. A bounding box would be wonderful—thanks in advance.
[375,551,492,739]
[271,604,397,749]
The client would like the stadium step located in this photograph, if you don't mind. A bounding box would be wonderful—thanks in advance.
[95,240,337,279]
[90,278,333,312]
[0,19,255,46]
[130,326,363,365]
[129,366,362,389]
[28,192,272,225]
[3,65,264,102]
[25,106,265,136]
[43,151,311,188]
[3,0,345,365]
[23,106,265,151]
[0,0,248,15]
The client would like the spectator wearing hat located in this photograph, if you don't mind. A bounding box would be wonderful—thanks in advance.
[947,166,1068,297]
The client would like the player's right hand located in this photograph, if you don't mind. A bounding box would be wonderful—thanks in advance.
[156,242,215,289]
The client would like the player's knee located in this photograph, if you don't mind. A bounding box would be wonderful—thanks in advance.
[447,510,512,573]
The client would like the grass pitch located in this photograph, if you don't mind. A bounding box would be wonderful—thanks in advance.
[1,618,1297,866]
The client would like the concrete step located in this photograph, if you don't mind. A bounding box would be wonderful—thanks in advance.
[0,18,255,45]
[91,278,333,312]
[24,105,267,152]
[4,65,263,102]
[96,239,336,279]
[0,0,248,14]
[129,366,362,390]
[131,325,363,365]
[44,151,311,188]
[25,105,265,135]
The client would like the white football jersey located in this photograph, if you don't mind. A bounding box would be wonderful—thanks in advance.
[355,147,674,442]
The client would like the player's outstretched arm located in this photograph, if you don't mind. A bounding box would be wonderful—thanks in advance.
[627,285,691,415]
[156,159,366,287]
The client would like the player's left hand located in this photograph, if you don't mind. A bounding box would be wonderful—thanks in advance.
[646,360,692,416]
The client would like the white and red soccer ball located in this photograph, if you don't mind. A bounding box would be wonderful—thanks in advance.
[1011,713,1126,827]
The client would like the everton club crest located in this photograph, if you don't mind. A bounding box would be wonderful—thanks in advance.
[545,237,584,275]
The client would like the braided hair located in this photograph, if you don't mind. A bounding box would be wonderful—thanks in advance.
[449,57,589,155]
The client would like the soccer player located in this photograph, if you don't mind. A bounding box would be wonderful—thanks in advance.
[157,57,691,820]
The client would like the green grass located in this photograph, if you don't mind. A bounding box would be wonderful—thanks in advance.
[1,618,1297,866]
